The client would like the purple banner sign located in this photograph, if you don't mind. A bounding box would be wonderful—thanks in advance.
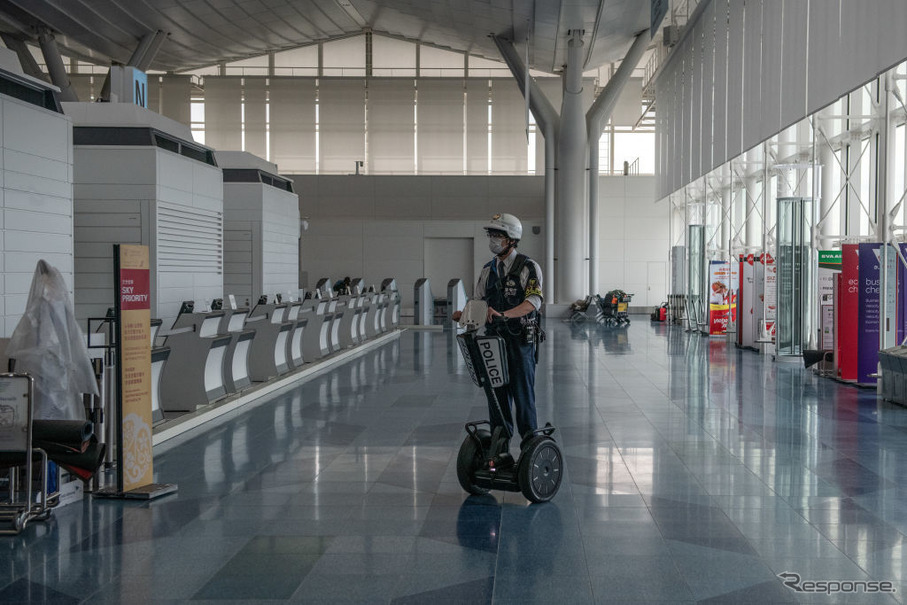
[858,243,881,384]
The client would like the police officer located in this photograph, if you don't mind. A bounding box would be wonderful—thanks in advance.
[455,213,544,443]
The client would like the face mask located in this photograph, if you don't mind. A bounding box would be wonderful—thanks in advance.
[489,236,507,255]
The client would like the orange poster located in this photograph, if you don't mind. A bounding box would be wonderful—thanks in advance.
[115,244,153,493]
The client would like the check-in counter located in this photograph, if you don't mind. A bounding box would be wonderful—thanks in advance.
[247,301,293,381]
[325,299,344,353]
[381,278,401,330]
[364,293,384,339]
[150,346,170,424]
[382,291,400,330]
[217,307,256,393]
[158,313,232,413]
[376,293,388,333]
[315,277,333,299]
[284,301,309,369]
[337,296,362,348]
[356,295,370,342]
[301,300,332,361]
[148,318,170,423]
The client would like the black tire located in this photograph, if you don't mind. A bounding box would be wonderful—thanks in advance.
[518,437,563,503]
[457,429,491,496]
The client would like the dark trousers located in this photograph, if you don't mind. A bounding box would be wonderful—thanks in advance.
[489,335,537,440]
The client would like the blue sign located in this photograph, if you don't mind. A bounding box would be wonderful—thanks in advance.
[651,0,668,38]
[131,69,148,108]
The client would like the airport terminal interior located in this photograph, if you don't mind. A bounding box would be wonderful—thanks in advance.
[1,0,907,603]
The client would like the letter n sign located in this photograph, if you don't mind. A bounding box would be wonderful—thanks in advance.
[131,69,148,109]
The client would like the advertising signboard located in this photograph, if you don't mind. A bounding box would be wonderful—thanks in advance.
[708,260,731,335]
[837,244,859,381]
[857,243,881,385]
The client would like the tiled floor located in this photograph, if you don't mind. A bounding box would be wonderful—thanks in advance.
[3,320,907,603]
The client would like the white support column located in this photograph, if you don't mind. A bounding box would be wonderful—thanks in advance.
[744,173,762,252]
[880,73,895,349]
[555,31,589,303]
[818,109,837,247]
[721,186,731,257]
[846,91,863,238]
[545,135,556,301]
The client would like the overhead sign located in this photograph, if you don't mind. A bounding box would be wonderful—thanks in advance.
[109,66,148,108]
[651,0,669,38]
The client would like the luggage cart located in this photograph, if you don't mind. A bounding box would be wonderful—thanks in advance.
[600,290,633,327]
[0,374,53,535]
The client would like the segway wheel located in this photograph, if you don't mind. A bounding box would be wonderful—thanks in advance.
[518,437,563,503]
[457,429,491,496]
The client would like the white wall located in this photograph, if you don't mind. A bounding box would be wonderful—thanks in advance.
[0,97,74,336]
[598,176,668,307]
[293,174,664,311]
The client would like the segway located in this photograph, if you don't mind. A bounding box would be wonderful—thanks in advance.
[455,300,563,503]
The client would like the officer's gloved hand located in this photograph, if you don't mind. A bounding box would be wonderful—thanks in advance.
[487,307,502,324]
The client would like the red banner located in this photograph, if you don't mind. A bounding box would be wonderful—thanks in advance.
[837,243,859,381]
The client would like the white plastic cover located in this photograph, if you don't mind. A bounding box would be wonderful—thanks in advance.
[6,260,99,420]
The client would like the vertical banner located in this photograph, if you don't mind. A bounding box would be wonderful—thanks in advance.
[736,255,745,347]
[900,243,907,345]
[739,254,756,348]
[857,243,881,385]
[114,244,154,493]
[762,253,777,341]
[708,260,730,335]
[818,250,841,352]
[838,244,859,381]
[753,255,765,345]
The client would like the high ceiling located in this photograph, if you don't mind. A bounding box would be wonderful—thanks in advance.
[0,0,651,75]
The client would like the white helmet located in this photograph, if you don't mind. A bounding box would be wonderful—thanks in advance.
[483,213,522,240]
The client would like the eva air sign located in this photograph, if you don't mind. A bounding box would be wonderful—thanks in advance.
[818,250,842,270]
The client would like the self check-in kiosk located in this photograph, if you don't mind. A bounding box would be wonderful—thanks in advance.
[447,279,468,323]
[356,295,370,341]
[325,299,344,353]
[337,296,363,348]
[246,297,294,381]
[283,299,309,369]
[158,303,232,412]
[381,278,401,329]
[316,278,333,299]
[414,278,433,325]
[149,318,170,424]
[215,303,256,394]
[301,299,333,361]
[364,292,387,339]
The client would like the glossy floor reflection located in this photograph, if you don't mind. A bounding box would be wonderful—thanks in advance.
[3,321,907,603]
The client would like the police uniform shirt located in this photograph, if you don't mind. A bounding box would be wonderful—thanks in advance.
[474,248,544,310]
